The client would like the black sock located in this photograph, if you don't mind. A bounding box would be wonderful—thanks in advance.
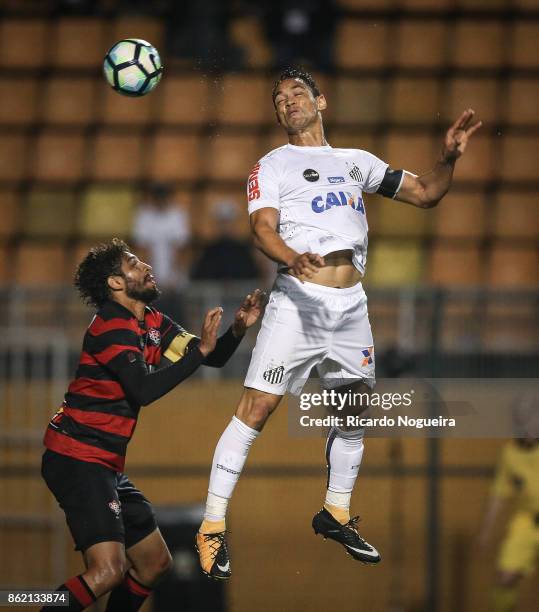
[105,571,152,611]
[41,574,96,611]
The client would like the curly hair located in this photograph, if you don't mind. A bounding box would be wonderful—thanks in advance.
[272,67,320,103]
[74,238,129,308]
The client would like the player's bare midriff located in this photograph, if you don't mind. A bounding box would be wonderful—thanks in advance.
[289,249,362,288]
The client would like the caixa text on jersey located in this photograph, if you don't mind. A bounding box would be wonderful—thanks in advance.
[311,191,366,214]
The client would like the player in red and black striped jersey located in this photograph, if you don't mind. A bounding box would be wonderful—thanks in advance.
[41,238,263,612]
[44,294,245,472]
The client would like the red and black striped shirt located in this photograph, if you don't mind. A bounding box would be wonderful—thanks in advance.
[44,300,214,472]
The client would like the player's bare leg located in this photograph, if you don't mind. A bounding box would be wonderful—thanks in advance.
[105,528,172,611]
[312,380,381,564]
[81,542,128,597]
[41,541,126,611]
[42,533,172,612]
[197,387,282,579]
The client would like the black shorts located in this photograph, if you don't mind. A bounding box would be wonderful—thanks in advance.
[41,449,157,552]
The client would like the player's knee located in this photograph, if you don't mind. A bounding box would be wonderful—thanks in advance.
[237,391,278,429]
[251,401,272,425]
[496,570,522,588]
[152,548,173,581]
[88,557,127,591]
[245,399,274,428]
[133,551,172,586]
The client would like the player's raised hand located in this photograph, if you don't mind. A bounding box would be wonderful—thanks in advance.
[232,289,266,337]
[443,109,482,161]
[199,307,223,356]
[290,252,325,282]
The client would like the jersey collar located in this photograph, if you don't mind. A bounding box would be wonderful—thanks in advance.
[286,143,333,152]
[101,300,152,323]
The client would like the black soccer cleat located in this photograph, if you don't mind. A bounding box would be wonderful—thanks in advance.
[196,530,232,580]
[312,508,381,564]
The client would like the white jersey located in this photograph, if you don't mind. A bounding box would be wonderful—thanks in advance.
[247,143,401,275]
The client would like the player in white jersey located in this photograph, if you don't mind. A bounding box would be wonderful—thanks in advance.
[196,68,481,579]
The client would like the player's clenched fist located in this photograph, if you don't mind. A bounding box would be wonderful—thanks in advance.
[199,307,223,356]
[289,252,325,282]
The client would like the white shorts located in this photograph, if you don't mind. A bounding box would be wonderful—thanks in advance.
[244,274,375,395]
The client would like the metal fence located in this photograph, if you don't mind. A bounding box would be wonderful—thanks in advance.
[1,282,537,376]
[0,282,537,606]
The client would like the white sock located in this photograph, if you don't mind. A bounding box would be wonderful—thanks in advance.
[204,416,259,522]
[324,427,364,509]
[325,489,352,509]
[204,492,229,523]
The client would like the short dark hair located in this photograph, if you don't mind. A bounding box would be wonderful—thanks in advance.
[272,67,320,103]
[74,238,129,308]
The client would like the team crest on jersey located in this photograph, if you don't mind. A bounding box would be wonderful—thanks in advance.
[348,164,363,183]
[108,500,121,518]
[303,169,319,182]
[361,347,374,367]
[148,328,161,347]
[263,364,285,384]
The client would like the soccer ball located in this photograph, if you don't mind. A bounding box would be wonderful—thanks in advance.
[103,39,163,97]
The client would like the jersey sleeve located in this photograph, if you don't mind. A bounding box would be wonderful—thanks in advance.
[247,156,280,215]
[160,318,242,368]
[159,313,199,363]
[359,150,389,194]
[114,345,204,406]
[359,150,406,199]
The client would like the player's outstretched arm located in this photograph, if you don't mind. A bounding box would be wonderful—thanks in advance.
[231,289,265,338]
[112,307,222,406]
[198,306,223,356]
[202,290,265,367]
[395,109,482,209]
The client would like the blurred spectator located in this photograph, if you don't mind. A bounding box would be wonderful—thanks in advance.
[132,182,190,321]
[191,202,260,281]
[477,395,539,612]
[165,0,244,70]
[380,346,414,378]
[261,0,338,73]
